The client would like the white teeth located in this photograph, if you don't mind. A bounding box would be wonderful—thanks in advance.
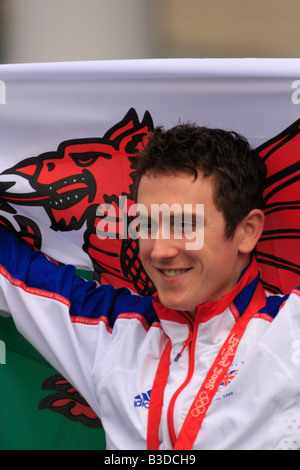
[162,269,188,277]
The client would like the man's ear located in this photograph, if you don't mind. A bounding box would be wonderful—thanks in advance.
[238,209,265,254]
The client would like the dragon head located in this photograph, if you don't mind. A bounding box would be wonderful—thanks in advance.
[1,108,153,231]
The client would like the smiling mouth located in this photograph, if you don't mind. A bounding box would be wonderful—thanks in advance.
[160,268,191,278]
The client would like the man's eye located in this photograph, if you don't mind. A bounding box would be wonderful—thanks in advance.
[173,220,198,238]
[136,221,150,236]
[137,220,158,238]
[138,222,151,232]
[183,222,196,232]
[174,220,191,230]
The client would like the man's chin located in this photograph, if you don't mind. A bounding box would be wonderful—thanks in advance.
[158,294,187,313]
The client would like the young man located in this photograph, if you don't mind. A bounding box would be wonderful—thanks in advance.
[0,124,299,450]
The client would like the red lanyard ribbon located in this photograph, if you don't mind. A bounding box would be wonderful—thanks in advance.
[147,283,265,450]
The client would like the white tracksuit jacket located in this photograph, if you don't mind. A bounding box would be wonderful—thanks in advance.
[0,225,299,450]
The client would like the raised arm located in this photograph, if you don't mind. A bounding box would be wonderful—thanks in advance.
[0,224,125,414]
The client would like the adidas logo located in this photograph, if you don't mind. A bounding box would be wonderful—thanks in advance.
[134,389,151,409]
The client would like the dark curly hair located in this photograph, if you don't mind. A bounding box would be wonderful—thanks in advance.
[134,123,267,239]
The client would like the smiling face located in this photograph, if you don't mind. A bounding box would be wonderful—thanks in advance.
[137,171,259,318]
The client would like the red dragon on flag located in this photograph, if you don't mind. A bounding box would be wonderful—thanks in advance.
[256,118,300,295]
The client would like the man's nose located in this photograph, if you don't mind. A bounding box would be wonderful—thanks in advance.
[150,234,180,261]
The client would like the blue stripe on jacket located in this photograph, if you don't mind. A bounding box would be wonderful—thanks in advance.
[0,224,158,330]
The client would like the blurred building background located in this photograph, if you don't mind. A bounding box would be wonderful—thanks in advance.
[0,0,299,64]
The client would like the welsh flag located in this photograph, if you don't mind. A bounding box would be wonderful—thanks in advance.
[0,59,299,449]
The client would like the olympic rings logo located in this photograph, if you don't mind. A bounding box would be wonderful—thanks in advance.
[191,391,210,417]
